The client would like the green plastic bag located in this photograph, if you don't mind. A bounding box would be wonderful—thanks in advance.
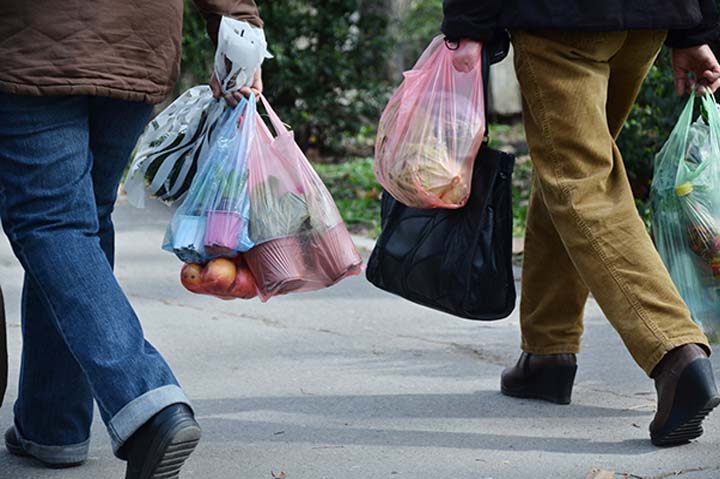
[651,92,720,341]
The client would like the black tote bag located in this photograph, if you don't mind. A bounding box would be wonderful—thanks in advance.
[365,37,517,320]
[366,143,516,320]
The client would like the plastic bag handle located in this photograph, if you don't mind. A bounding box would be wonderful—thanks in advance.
[685,91,720,182]
[258,93,290,138]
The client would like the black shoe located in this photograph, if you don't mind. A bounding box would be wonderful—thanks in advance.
[122,403,201,479]
[501,352,577,405]
[5,426,85,469]
[650,344,720,447]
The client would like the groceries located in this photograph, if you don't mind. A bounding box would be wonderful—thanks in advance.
[374,36,485,209]
[651,92,720,340]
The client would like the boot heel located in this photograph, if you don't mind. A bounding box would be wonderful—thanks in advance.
[501,363,577,405]
[536,365,577,405]
[652,358,720,446]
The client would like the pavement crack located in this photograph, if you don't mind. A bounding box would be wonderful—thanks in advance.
[622,466,720,479]
[580,387,655,405]
[127,292,287,329]
[394,334,511,366]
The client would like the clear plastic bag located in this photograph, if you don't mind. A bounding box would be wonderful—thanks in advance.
[163,95,256,264]
[375,36,486,209]
[651,92,720,340]
[125,86,224,206]
[244,94,363,300]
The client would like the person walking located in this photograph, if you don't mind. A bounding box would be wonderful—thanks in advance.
[442,0,720,446]
[0,1,263,476]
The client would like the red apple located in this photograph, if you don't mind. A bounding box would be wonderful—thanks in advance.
[201,258,237,294]
[180,263,204,293]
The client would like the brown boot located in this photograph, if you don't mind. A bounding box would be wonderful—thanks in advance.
[650,344,720,447]
[501,352,577,405]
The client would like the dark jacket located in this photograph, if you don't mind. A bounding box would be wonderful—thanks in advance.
[442,0,720,49]
[0,0,262,104]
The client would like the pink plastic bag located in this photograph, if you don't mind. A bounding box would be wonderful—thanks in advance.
[375,36,486,209]
[243,94,363,301]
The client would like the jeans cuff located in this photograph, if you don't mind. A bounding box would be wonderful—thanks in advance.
[108,384,191,456]
[13,425,90,465]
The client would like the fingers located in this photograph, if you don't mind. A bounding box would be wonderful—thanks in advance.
[222,91,245,107]
[209,73,222,98]
[675,77,687,96]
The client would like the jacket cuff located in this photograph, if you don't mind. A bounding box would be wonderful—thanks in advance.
[441,17,496,43]
[666,23,720,48]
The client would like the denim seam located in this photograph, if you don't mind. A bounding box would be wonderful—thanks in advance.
[13,246,113,417]
[515,34,670,350]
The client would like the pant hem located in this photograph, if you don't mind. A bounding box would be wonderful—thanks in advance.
[521,343,580,355]
[108,384,191,456]
[642,334,711,376]
[13,425,89,465]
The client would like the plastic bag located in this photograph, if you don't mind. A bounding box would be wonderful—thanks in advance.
[163,95,256,263]
[214,17,272,93]
[125,86,224,206]
[651,92,720,341]
[243,94,363,300]
[375,35,486,209]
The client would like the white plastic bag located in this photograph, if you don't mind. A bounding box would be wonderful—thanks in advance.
[213,17,272,94]
[125,86,224,207]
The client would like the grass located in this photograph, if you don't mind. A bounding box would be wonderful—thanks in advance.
[314,158,383,238]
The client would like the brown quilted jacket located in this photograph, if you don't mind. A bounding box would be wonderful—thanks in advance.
[0,0,262,104]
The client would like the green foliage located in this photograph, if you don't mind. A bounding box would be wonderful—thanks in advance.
[397,0,443,69]
[179,0,214,90]
[617,49,684,202]
[259,1,392,154]
[314,158,382,236]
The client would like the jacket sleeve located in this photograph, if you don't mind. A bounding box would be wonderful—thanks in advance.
[442,0,502,43]
[191,0,263,45]
[666,0,720,48]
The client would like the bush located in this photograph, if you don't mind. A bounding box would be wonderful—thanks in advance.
[180,1,394,156]
[616,49,684,203]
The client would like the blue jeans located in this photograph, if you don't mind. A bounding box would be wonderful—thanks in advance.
[0,93,191,463]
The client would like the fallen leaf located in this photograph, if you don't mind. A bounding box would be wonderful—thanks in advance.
[585,468,616,479]
[271,472,286,479]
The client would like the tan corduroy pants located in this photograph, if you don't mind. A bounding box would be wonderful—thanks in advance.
[511,29,710,375]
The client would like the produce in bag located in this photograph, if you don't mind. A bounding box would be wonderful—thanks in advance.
[651,91,720,341]
[163,95,256,263]
[244,94,363,300]
[124,17,270,207]
[375,36,485,209]
[181,257,258,299]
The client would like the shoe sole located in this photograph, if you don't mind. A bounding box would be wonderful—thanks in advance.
[651,359,720,447]
[501,364,577,405]
[129,420,202,479]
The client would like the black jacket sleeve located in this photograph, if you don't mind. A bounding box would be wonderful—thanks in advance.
[441,0,502,43]
[666,0,720,48]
